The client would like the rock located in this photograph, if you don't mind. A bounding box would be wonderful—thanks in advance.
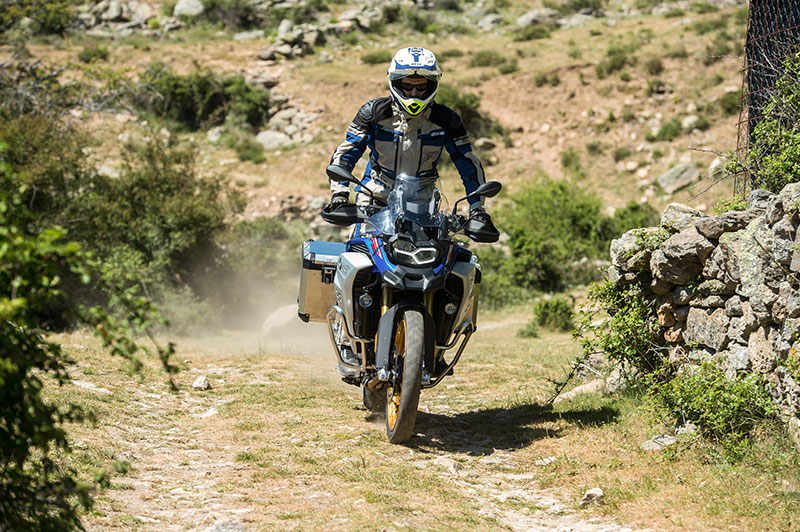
[726,343,750,373]
[474,137,496,150]
[657,163,699,194]
[611,227,665,272]
[534,456,556,466]
[789,416,800,451]
[478,13,505,31]
[251,74,280,89]
[737,216,784,298]
[725,295,743,317]
[102,0,122,21]
[579,487,605,507]
[173,0,204,16]
[558,13,595,28]
[774,282,800,321]
[695,210,758,239]
[516,8,559,26]
[207,126,224,144]
[708,157,725,179]
[698,279,736,296]
[674,305,689,322]
[690,295,726,308]
[651,276,674,295]
[748,189,775,212]
[234,29,264,41]
[257,48,277,61]
[193,376,211,390]
[716,230,743,283]
[664,322,685,343]
[660,202,708,231]
[642,434,678,451]
[650,227,714,284]
[676,422,698,436]
[779,182,800,214]
[684,307,730,350]
[682,115,699,129]
[256,130,292,150]
[130,1,153,23]
[277,18,293,38]
[433,456,463,475]
[748,325,778,373]
[673,286,697,305]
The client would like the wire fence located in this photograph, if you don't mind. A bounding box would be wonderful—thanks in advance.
[735,0,800,194]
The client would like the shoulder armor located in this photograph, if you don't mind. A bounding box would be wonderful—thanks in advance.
[353,97,394,129]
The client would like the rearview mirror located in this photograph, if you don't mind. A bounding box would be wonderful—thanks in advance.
[452,180,503,213]
[326,164,360,187]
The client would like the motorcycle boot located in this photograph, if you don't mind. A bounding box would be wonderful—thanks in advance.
[465,208,500,243]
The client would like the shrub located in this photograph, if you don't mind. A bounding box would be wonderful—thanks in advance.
[231,135,265,163]
[719,91,740,116]
[596,44,637,79]
[645,57,664,75]
[578,280,663,374]
[714,193,747,215]
[435,84,504,139]
[652,362,776,443]
[199,0,261,29]
[703,37,730,65]
[693,16,728,35]
[439,49,464,58]
[362,50,392,64]
[586,141,604,155]
[613,147,632,161]
[664,8,685,17]
[513,25,550,41]
[77,43,109,63]
[498,59,518,75]
[598,201,659,242]
[131,64,270,130]
[517,320,540,338]
[666,44,689,59]
[533,296,574,331]
[470,50,506,67]
[499,176,606,291]
[690,2,719,13]
[561,148,585,179]
[544,0,604,15]
[534,72,548,87]
[654,118,682,141]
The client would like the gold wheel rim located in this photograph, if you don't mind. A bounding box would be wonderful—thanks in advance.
[387,318,406,432]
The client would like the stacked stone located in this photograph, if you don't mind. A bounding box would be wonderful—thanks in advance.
[608,183,800,425]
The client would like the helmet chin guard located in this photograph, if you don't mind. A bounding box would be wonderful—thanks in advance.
[387,47,442,116]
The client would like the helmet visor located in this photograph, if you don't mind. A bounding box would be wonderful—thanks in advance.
[391,78,438,100]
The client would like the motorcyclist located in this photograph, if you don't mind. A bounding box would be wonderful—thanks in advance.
[326,46,498,233]
[326,46,498,378]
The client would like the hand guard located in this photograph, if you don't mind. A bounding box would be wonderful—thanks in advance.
[328,192,350,209]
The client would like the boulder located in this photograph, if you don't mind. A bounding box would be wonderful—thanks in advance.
[726,343,750,373]
[234,30,264,41]
[173,0,204,16]
[650,227,714,284]
[673,285,697,305]
[774,282,800,321]
[516,8,559,26]
[737,217,784,298]
[694,210,758,239]
[277,18,293,38]
[660,202,708,231]
[478,14,505,31]
[779,182,800,215]
[748,189,775,212]
[748,325,778,373]
[474,137,496,150]
[256,130,292,150]
[101,0,123,21]
[610,227,665,272]
[684,307,730,351]
[657,163,699,194]
[130,1,153,23]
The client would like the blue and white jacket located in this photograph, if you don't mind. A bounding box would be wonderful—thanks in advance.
[329,96,486,208]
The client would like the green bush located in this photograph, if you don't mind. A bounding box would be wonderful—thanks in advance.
[533,296,574,331]
[362,50,393,64]
[513,25,550,41]
[714,193,747,215]
[498,59,518,75]
[77,43,109,63]
[561,148,585,179]
[652,362,776,443]
[664,8,685,17]
[654,118,682,141]
[596,44,637,79]
[666,44,689,59]
[131,64,270,130]
[598,202,659,242]
[578,280,663,374]
[439,49,464,58]
[435,84,504,139]
[719,91,740,116]
[470,50,506,67]
[498,177,606,291]
[544,0,604,15]
[586,141,604,155]
[690,2,719,13]
[231,135,265,163]
[703,37,730,65]
[692,16,728,35]
[613,147,632,161]
[198,0,261,29]
[434,0,461,11]
[645,57,664,75]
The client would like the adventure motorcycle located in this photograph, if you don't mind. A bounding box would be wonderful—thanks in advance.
[297,165,501,443]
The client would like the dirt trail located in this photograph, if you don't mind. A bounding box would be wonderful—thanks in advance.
[79,316,650,532]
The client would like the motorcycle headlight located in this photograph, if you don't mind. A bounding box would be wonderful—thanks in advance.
[391,239,440,266]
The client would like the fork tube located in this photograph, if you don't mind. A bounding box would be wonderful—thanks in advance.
[382,286,392,316]
[424,291,434,317]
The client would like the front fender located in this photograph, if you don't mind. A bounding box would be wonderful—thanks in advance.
[375,302,435,377]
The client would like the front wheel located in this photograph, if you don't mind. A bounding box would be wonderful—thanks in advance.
[386,310,424,444]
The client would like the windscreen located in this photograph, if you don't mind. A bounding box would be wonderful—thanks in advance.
[365,175,443,236]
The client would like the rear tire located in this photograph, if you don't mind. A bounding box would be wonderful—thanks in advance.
[385,310,424,444]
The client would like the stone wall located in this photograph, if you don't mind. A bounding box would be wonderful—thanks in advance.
[609,183,800,433]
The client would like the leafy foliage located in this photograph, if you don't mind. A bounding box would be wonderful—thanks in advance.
[131,64,271,130]
[435,84,504,139]
[652,362,777,443]
[361,50,392,65]
[513,25,550,41]
[578,281,663,374]
[533,296,574,332]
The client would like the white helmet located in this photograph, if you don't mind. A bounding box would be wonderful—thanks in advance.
[387,47,442,116]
